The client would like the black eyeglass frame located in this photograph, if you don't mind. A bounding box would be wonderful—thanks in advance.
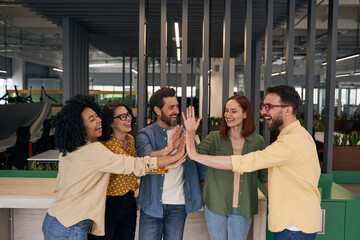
[113,112,131,121]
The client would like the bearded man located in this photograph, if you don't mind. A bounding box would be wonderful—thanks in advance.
[185,85,321,240]
[136,87,206,240]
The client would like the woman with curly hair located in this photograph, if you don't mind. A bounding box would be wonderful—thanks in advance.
[88,102,138,240]
[42,95,185,240]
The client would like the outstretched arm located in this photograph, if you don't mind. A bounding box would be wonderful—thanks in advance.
[185,130,232,170]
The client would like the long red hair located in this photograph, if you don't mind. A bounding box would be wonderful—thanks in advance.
[220,95,255,140]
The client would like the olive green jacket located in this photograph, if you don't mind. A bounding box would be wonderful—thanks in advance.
[196,131,268,219]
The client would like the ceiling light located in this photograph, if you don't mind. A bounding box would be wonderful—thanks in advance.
[53,67,63,72]
[0,70,7,74]
[177,48,181,62]
[271,72,280,76]
[131,68,138,74]
[354,72,360,76]
[174,20,180,48]
[336,73,350,78]
[280,71,286,74]
[322,53,360,66]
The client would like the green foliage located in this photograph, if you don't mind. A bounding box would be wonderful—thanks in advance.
[349,115,360,121]
[314,122,324,132]
[335,115,348,120]
[333,132,360,147]
[297,115,304,127]
[333,134,341,146]
[313,114,321,120]
[340,134,349,146]
[348,131,360,147]
[29,161,58,171]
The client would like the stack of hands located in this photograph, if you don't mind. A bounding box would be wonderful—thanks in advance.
[165,106,202,170]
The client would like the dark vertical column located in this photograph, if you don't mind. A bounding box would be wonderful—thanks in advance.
[175,61,178,93]
[244,0,252,99]
[167,57,171,86]
[285,0,295,85]
[251,40,261,133]
[305,0,316,133]
[151,56,155,121]
[161,0,167,87]
[122,56,126,103]
[263,0,273,146]
[62,17,89,104]
[323,0,338,174]
[190,56,194,106]
[62,17,71,104]
[202,0,210,139]
[130,56,133,109]
[222,0,231,107]
[138,0,146,129]
[181,0,188,121]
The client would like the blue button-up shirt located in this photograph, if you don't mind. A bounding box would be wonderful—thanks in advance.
[136,122,206,218]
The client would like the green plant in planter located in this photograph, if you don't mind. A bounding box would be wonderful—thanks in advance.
[340,134,349,146]
[333,134,341,146]
[313,114,320,120]
[314,122,324,132]
[348,131,360,146]
[29,161,58,171]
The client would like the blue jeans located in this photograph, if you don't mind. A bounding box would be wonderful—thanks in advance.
[273,229,317,240]
[204,205,252,240]
[139,204,187,240]
[42,213,92,240]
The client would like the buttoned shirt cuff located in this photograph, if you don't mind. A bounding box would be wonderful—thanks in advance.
[148,157,158,170]
[231,155,244,174]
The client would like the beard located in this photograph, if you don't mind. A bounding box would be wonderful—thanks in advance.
[267,117,283,131]
[160,112,178,127]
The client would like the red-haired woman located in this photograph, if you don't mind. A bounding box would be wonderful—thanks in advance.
[183,95,268,240]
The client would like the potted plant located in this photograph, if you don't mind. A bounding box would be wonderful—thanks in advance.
[332,131,360,171]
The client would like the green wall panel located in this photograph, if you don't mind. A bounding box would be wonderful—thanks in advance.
[316,202,345,240]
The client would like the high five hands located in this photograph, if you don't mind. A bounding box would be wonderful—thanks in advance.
[166,106,202,170]
[182,106,201,161]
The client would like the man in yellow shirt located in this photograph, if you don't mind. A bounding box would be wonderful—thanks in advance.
[184,85,321,240]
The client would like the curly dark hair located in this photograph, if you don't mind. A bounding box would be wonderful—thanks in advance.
[266,85,301,114]
[99,102,134,141]
[149,87,176,116]
[54,94,102,156]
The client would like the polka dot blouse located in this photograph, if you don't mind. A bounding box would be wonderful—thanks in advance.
[102,134,139,196]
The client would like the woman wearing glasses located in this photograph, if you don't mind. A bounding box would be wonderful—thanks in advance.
[43,96,185,240]
[183,95,268,240]
[88,102,139,240]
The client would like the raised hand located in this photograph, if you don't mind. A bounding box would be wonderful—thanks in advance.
[167,125,183,153]
[174,133,186,158]
[181,106,202,131]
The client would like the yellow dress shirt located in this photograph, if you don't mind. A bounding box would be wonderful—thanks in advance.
[48,142,157,236]
[231,120,321,233]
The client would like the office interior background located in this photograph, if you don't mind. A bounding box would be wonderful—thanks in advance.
[0,1,360,240]
[0,0,359,115]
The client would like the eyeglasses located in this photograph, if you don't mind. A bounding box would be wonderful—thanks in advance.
[261,103,289,112]
[113,112,131,121]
